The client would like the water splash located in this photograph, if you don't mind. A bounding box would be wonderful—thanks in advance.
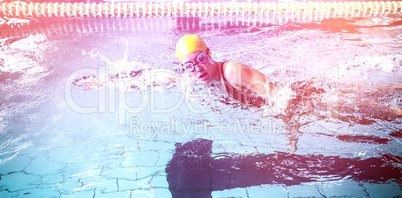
[81,39,148,76]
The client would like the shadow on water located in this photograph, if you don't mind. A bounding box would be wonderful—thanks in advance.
[166,139,402,198]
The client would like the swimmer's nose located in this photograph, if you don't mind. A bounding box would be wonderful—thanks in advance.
[195,65,204,72]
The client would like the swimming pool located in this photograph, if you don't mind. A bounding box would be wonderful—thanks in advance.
[0,2,401,198]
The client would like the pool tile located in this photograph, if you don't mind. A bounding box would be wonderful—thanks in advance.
[0,190,19,198]
[41,174,66,186]
[156,142,176,152]
[148,188,172,198]
[149,176,169,188]
[155,152,174,166]
[318,180,368,197]
[362,182,401,197]
[60,190,94,198]
[78,176,118,192]
[212,148,227,153]
[95,189,131,198]
[118,178,151,191]
[24,157,65,175]
[156,135,178,144]
[287,183,324,197]
[212,187,248,198]
[63,159,102,178]
[0,155,31,175]
[130,188,172,198]
[18,188,59,197]
[0,172,39,192]
[122,151,160,167]
[129,189,155,197]
[57,178,83,194]
[47,147,81,164]
[136,167,165,179]
[101,167,137,180]
[247,184,288,197]
[138,140,175,152]
[99,156,125,169]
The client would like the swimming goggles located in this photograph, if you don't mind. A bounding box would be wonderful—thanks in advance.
[182,48,209,72]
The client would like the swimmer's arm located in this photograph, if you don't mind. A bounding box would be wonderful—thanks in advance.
[73,75,108,89]
[138,69,185,87]
[74,69,185,89]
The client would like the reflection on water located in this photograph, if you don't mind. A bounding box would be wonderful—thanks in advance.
[278,76,401,153]
[0,13,401,197]
[166,139,401,198]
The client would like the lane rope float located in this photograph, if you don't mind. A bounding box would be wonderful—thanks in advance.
[1,1,401,19]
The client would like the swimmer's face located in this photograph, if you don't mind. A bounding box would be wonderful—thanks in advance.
[181,50,218,83]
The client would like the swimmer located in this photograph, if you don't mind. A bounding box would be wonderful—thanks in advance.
[76,33,279,105]
[176,34,401,154]
[74,34,299,153]
[176,34,278,107]
[176,34,301,153]
[74,34,400,154]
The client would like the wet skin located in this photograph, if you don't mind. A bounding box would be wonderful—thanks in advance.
[181,50,221,83]
[181,50,277,99]
[181,50,296,151]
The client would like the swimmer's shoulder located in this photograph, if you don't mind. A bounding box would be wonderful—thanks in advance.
[221,61,278,95]
[222,61,261,74]
[222,61,268,83]
[221,61,244,78]
[219,61,241,87]
[222,61,244,69]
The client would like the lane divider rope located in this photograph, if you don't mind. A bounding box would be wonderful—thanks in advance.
[1,1,401,18]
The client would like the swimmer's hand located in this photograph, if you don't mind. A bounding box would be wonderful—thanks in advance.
[73,75,105,90]
[138,69,182,88]
[73,69,186,90]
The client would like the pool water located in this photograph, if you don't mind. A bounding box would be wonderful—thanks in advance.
[0,14,401,198]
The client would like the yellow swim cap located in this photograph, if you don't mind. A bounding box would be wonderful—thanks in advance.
[176,34,208,62]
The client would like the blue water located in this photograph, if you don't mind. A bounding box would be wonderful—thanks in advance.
[0,14,401,197]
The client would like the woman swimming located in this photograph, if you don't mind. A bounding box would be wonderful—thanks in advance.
[73,34,401,153]
[176,34,278,108]
[174,34,401,154]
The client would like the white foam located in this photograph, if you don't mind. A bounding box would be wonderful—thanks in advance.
[337,54,401,84]
[263,83,295,116]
